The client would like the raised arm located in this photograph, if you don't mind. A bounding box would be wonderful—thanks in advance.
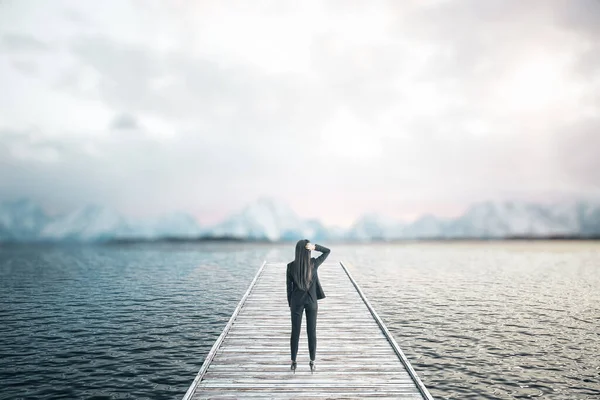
[312,244,331,269]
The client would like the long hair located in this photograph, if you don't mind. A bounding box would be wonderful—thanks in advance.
[292,239,312,291]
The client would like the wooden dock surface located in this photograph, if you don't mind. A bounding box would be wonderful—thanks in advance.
[183,261,433,399]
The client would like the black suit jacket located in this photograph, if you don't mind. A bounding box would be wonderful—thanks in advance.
[287,244,331,307]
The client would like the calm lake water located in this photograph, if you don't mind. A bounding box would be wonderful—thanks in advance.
[0,242,599,399]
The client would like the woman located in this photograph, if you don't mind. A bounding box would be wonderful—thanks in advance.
[286,239,331,373]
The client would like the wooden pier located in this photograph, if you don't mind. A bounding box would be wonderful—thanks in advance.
[183,261,433,399]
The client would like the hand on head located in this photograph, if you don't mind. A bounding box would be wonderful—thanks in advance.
[305,243,316,251]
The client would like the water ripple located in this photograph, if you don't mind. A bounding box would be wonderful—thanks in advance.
[0,243,271,400]
[330,242,600,400]
[1,242,599,399]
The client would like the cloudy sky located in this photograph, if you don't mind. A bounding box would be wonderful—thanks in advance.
[1,0,599,227]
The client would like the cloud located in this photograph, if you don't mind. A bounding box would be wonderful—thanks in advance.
[1,32,48,52]
[65,36,333,136]
[10,59,37,75]
[557,0,600,36]
[1,0,600,226]
[109,112,139,130]
[554,117,600,191]
[0,129,68,162]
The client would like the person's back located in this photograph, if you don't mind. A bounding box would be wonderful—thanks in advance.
[286,239,331,373]
[287,260,322,305]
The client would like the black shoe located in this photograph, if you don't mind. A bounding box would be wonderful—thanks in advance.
[309,360,315,373]
[291,361,297,373]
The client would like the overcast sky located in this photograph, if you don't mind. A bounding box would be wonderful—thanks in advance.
[1,0,599,227]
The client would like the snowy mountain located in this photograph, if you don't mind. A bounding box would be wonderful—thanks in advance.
[206,197,329,241]
[445,201,600,238]
[568,202,600,236]
[127,212,203,239]
[403,214,447,239]
[305,219,346,241]
[348,201,600,240]
[148,212,203,238]
[0,199,202,242]
[1,197,600,242]
[40,205,130,241]
[0,199,49,241]
[346,213,404,241]
[43,207,203,241]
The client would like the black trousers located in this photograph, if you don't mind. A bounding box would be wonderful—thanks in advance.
[290,300,318,362]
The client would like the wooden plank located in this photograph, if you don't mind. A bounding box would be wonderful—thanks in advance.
[219,343,394,350]
[204,371,412,377]
[198,382,419,389]
[207,363,411,370]
[217,347,397,353]
[183,261,431,399]
[200,377,416,383]
[199,391,425,399]
[223,336,387,340]
[210,355,402,361]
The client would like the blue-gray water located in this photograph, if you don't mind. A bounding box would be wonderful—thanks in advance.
[1,242,599,399]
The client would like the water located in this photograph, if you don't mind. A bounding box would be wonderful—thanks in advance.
[1,242,599,399]
[332,242,600,399]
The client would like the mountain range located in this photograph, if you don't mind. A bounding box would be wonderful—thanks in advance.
[1,197,600,243]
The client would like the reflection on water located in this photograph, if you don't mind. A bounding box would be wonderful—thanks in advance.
[1,242,599,399]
